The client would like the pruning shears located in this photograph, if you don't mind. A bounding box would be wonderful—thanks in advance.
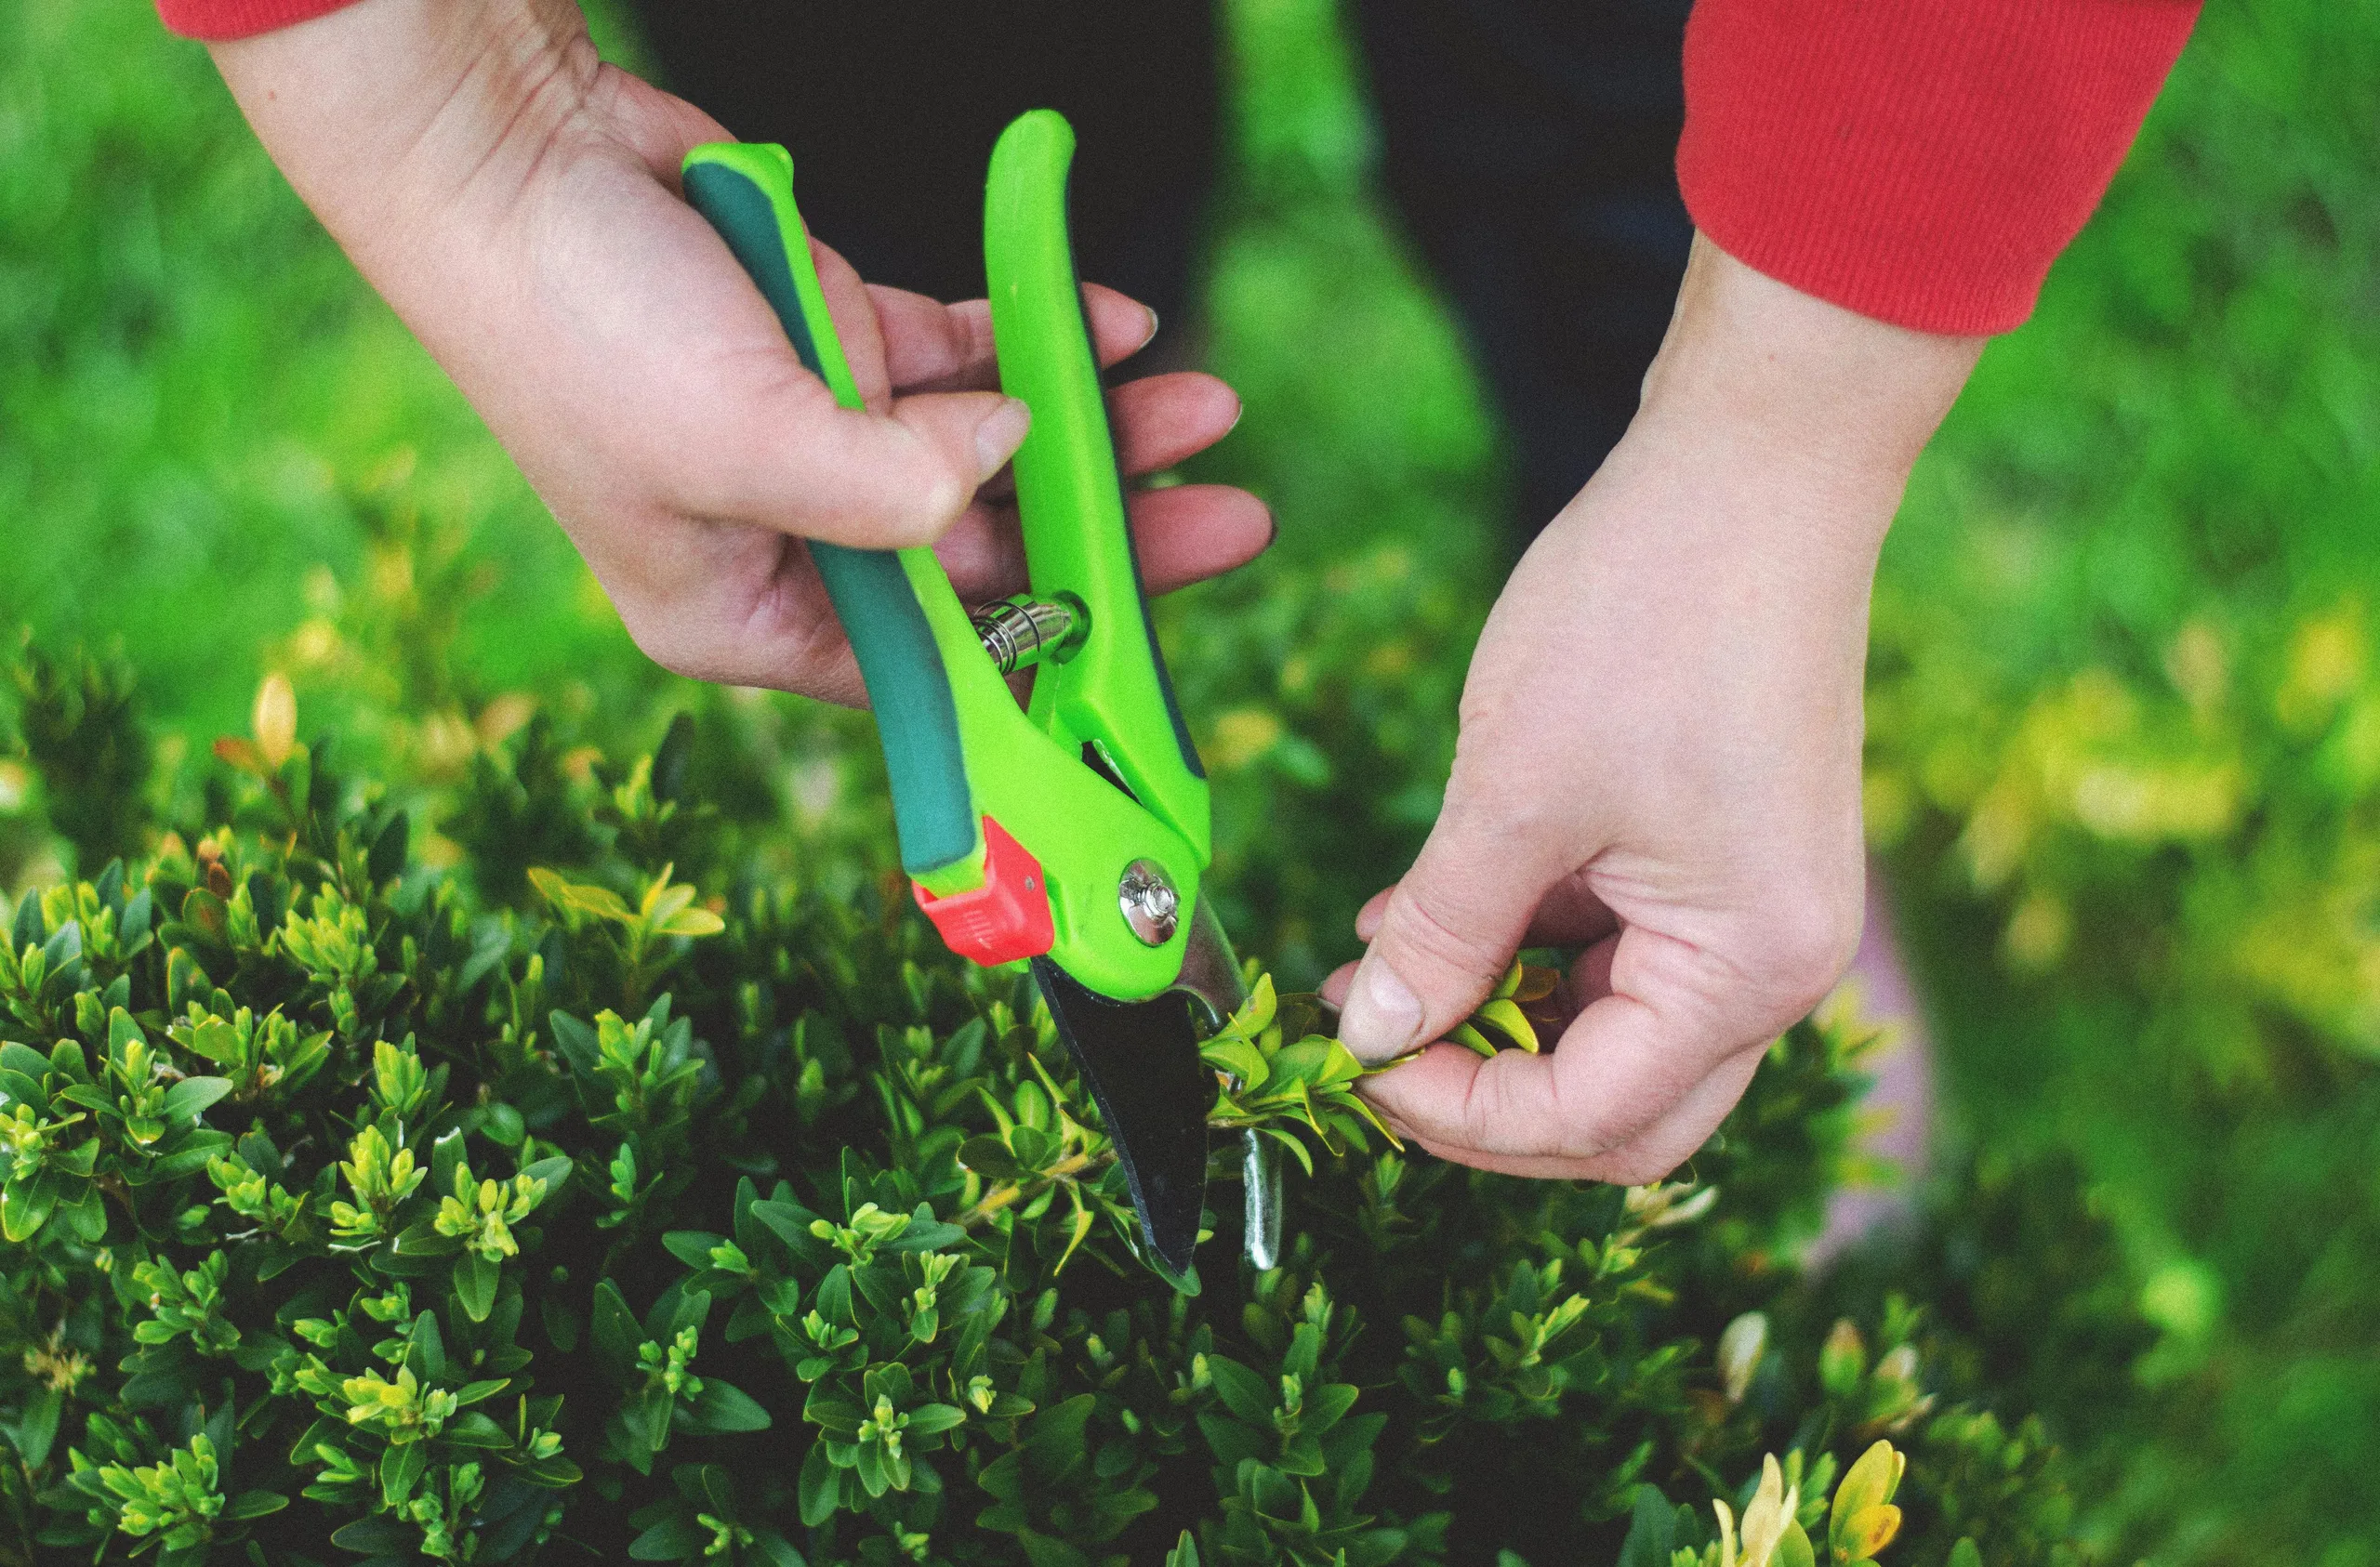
[681,111,1278,1284]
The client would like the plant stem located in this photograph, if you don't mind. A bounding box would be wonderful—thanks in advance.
[954,1149,1111,1230]
[953,1104,1305,1230]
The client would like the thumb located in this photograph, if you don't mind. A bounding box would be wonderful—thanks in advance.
[703,386,1033,550]
[1338,811,1568,1065]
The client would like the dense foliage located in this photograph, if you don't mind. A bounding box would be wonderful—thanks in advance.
[0,653,2082,1564]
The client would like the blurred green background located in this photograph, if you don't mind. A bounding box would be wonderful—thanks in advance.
[5,1,2379,1562]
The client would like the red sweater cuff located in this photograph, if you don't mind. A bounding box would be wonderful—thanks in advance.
[1678,0,2201,336]
[157,0,358,42]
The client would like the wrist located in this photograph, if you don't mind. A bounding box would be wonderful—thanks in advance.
[1630,234,1985,544]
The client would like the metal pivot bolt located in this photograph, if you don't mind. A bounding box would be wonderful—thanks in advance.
[973,594,1086,676]
[1117,860,1181,947]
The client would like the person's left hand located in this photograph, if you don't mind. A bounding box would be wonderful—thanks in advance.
[1320,237,1981,1183]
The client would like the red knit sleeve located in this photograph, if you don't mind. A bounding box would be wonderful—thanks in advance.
[1677,0,2201,336]
[156,0,357,42]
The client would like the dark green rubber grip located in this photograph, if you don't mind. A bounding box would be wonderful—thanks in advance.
[681,151,980,877]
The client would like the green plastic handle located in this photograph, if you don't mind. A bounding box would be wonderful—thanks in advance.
[680,134,1204,1001]
[681,143,984,884]
[985,111,1211,862]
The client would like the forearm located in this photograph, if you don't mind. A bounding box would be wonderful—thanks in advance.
[207,0,599,280]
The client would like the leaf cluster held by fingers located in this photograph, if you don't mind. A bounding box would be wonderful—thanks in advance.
[1201,975,1400,1179]
[1448,959,1559,1058]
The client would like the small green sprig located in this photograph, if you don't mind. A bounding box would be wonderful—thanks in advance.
[432,1163,547,1261]
[86,1431,224,1554]
[328,1122,424,1242]
[529,862,722,1009]
[1448,958,1560,1057]
[1202,976,1399,1174]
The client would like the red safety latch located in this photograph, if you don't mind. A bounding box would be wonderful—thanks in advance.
[912,815,1056,967]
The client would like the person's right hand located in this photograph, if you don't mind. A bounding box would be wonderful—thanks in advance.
[205,0,1271,704]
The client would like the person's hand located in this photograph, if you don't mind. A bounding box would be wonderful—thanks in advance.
[1325,236,1983,1183]
[206,0,1269,704]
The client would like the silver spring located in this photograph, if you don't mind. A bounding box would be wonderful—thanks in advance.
[972,595,1083,675]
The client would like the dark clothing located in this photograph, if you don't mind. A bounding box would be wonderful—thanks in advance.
[1350,0,1693,528]
[628,0,1222,333]
[627,0,1696,537]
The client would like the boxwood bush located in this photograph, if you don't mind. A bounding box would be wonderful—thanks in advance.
[0,638,2087,1567]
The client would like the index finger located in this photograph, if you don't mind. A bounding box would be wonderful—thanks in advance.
[870,282,1163,393]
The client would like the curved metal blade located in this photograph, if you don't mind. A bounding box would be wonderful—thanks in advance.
[1031,956,1211,1278]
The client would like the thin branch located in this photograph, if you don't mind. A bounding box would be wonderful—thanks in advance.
[953,1149,1112,1231]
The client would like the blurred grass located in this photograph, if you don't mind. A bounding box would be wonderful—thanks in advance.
[8,0,2380,1561]
[1869,5,2380,1560]
[0,0,628,744]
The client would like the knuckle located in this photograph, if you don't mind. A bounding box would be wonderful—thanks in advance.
[1382,886,1510,987]
[616,614,716,684]
[1743,891,1864,1019]
[899,467,969,543]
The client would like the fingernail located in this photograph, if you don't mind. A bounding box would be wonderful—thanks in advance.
[973,398,1032,482]
[1139,304,1161,349]
[1340,955,1423,1064]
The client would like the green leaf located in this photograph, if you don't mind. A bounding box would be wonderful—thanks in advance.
[15,1387,60,1468]
[330,1516,414,1553]
[629,1516,704,1560]
[146,1131,234,1180]
[369,810,410,885]
[430,1127,468,1200]
[1263,1126,1315,1179]
[549,1012,602,1074]
[1205,1356,1276,1426]
[2,1178,57,1243]
[407,1310,446,1381]
[958,1136,1021,1182]
[379,1440,427,1509]
[681,1380,772,1435]
[654,905,724,938]
[1018,1529,1092,1567]
[798,1441,840,1528]
[1617,1485,1678,1567]
[455,1251,499,1323]
[519,1154,572,1201]
[222,1491,288,1521]
[1166,1532,1201,1567]
[392,1219,464,1258]
[443,1413,511,1448]
[108,1006,144,1056]
[1448,1021,1499,1059]
[1227,975,1277,1040]
[1472,997,1537,1052]
[751,1530,807,1567]
[1831,1440,1904,1540]
[1201,1037,1267,1088]
[1052,1192,1095,1276]
[1266,1036,1336,1086]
